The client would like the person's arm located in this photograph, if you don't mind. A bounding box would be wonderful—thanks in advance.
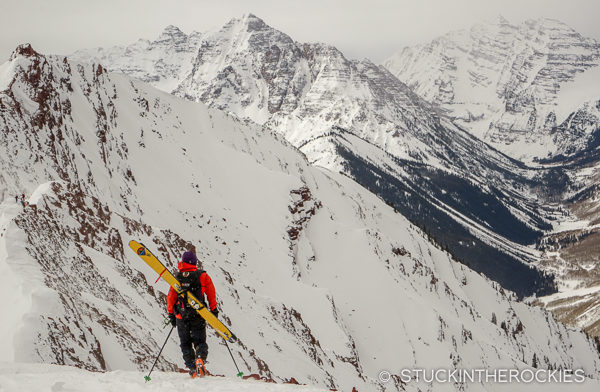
[167,286,178,314]
[200,272,217,311]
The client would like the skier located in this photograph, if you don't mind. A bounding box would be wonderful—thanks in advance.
[167,249,219,378]
[15,195,18,203]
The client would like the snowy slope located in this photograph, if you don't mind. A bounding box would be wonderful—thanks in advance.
[1,45,600,391]
[383,17,600,162]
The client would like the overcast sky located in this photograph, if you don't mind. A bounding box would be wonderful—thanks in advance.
[1,0,599,63]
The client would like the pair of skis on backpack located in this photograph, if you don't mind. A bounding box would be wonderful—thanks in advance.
[128,240,236,341]
[190,357,208,379]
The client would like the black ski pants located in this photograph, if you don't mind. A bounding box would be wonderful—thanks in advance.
[176,317,208,368]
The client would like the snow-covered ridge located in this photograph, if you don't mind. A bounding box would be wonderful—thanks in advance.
[1,44,600,391]
[383,17,600,162]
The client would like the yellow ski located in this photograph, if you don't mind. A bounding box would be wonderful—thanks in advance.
[129,240,235,341]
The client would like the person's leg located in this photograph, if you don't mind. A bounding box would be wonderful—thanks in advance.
[176,318,196,368]
[190,318,208,361]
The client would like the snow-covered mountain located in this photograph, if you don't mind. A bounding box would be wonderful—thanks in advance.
[72,14,563,299]
[72,25,203,93]
[382,17,600,163]
[74,14,451,165]
[2,45,600,391]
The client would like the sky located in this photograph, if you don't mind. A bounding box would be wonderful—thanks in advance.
[1,0,599,63]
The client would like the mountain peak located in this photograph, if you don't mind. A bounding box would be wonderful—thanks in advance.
[495,14,510,25]
[10,43,39,60]
[156,24,187,42]
[479,14,510,26]
[215,13,294,50]
[476,15,514,32]
[243,13,265,24]
[227,13,269,32]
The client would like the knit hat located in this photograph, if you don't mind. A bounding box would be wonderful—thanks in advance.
[181,251,197,265]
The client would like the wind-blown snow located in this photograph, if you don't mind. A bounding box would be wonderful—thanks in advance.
[27,182,55,206]
[0,60,17,91]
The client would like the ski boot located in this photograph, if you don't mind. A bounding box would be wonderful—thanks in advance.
[188,364,198,379]
[195,357,207,377]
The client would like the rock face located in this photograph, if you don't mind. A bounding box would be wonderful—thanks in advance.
[2,45,600,391]
[383,17,600,162]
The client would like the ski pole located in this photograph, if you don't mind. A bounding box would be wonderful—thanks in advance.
[225,340,244,377]
[145,324,175,382]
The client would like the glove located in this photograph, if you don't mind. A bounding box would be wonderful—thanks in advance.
[211,308,219,318]
[168,313,176,327]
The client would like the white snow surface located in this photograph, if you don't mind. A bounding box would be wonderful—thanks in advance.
[0,60,17,91]
[0,362,329,392]
[0,45,599,391]
[538,285,600,306]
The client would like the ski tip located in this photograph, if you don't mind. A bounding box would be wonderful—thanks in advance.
[144,375,151,382]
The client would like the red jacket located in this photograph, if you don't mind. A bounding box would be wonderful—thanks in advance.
[167,262,217,319]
